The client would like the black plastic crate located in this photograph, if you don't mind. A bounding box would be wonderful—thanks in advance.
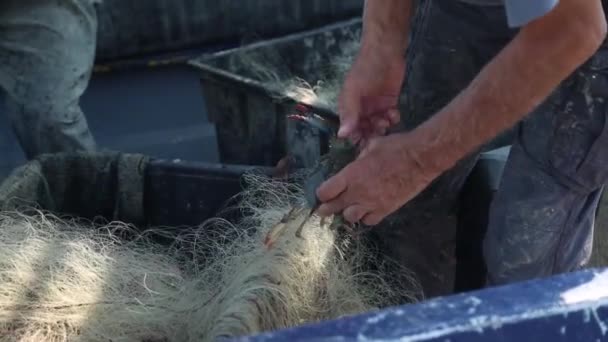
[144,158,274,227]
[190,18,362,168]
[0,152,274,229]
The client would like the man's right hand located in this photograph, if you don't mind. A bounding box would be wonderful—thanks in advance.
[337,47,406,146]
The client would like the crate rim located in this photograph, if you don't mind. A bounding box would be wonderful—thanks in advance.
[188,17,362,110]
[188,17,362,65]
[148,157,277,177]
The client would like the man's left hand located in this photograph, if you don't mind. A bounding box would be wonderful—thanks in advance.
[315,133,440,226]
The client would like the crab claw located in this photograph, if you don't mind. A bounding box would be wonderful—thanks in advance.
[273,155,293,179]
[264,222,287,249]
[263,207,300,249]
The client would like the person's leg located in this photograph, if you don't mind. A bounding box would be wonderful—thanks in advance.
[369,0,516,298]
[483,39,608,286]
[0,0,98,160]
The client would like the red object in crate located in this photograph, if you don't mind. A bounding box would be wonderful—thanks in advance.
[287,103,340,135]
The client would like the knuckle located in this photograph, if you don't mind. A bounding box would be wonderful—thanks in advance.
[344,212,357,224]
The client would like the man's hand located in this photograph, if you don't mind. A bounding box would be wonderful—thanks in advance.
[337,0,414,146]
[316,133,440,225]
[337,51,405,147]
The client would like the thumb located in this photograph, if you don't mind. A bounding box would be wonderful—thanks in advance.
[337,86,361,139]
[358,137,378,158]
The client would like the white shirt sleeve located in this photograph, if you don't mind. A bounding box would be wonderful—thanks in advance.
[505,0,560,27]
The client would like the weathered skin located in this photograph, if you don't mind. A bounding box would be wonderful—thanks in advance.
[0,0,99,159]
[316,138,360,233]
[367,0,608,297]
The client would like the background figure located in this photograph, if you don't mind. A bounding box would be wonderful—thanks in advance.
[0,0,98,160]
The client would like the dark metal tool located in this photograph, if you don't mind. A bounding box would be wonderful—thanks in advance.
[287,102,339,207]
[287,102,342,237]
[294,157,332,237]
[287,102,377,238]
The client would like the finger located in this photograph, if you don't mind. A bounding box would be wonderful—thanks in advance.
[343,205,368,224]
[350,131,362,145]
[359,119,372,134]
[386,108,401,125]
[337,85,361,139]
[360,115,371,124]
[358,137,379,158]
[373,126,387,137]
[373,118,390,136]
[316,192,350,217]
[272,156,290,178]
[375,118,390,130]
[359,119,379,142]
[357,137,370,152]
[316,172,347,203]
[362,212,385,226]
[362,95,397,115]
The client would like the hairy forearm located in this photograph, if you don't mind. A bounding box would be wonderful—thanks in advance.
[408,0,607,174]
[360,0,415,58]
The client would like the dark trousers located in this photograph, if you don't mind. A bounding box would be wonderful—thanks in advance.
[371,0,608,298]
[0,0,98,160]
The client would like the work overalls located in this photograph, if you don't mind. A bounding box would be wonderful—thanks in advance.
[371,0,608,298]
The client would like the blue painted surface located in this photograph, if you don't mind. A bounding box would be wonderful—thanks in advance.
[236,268,608,341]
[80,63,220,162]
[1,61,220,183]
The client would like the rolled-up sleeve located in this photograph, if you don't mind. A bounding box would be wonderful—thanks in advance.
[505,0,559,27]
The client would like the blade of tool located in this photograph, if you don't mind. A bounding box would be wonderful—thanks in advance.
[288,101,339,211]
[303,160,330,209]
[288,102,343,238]
[294,159,331,237]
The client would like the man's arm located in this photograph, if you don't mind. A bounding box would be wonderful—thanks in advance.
[359,0,414,59]
[408,0,607,176]
[316,0,607,226]
[336,0,415,142]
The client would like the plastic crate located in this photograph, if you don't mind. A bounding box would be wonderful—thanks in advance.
[95,0,364,62]
[190,18,362,168]
[0,152,274,229]
[145,158,274,227]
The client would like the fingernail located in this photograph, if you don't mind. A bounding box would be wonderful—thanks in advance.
[338,122,353,136]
